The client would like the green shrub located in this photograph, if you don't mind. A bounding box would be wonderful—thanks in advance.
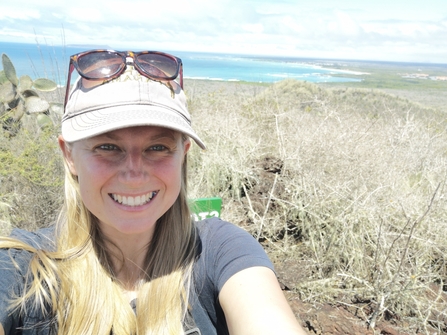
[0,115,63,233]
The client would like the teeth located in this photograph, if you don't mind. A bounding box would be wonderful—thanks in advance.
[111,192,157,207]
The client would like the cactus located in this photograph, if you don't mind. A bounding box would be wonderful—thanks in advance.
[0,53,58,136]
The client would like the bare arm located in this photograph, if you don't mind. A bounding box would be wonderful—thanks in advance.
[0,323,5,335]
[219,266,308,335]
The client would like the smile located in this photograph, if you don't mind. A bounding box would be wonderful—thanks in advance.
[110,191,158,207]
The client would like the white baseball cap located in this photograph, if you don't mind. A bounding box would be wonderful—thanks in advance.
[62,66,206,149]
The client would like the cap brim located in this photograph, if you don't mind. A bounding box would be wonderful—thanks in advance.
[62,72,206,149]
[61,105,206,149]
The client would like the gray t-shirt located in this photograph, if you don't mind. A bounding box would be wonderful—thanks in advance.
[0,218,274,335]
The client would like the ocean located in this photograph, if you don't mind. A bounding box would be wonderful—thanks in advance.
[0,42,362,86]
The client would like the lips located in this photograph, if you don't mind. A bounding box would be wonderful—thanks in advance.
[110,191,158,207]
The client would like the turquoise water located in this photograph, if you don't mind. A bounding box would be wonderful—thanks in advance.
[0,42,362,85]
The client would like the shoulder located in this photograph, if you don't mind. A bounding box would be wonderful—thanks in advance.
[195,217,249,241]
[194,218,274,291]
[0,226,56,334]
[195,218,268,261]
[190,219,276,334]
[0,227,52,335]
[0,226,56,277]
[9,226,56,250]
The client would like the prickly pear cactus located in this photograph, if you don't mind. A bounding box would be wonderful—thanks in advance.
[0,53,58,136]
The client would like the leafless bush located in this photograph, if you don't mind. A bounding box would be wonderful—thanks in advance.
[187,79,447,333]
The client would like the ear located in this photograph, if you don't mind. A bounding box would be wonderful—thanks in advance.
[58,135,78,176]
[183,138,191,155]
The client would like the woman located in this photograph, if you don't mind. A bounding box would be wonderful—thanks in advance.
[0,50,307,335]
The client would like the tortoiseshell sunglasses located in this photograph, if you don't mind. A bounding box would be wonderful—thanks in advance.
[64,49,183,107]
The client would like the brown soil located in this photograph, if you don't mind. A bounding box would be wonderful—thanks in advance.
[275,263,420,335]
[276,263,447,334]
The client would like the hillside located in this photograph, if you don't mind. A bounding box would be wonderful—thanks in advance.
[1,78,447,334]
[186,79,447,334]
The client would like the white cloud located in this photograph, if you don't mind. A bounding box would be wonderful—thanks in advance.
[65,7,105,23]
[0,5,40,20]
[242,24,264,34]
[332,10,361,36]
[0,0,446,63]
[281,16,304,34]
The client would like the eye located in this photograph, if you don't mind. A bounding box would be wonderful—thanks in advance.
[149,145,167,152]
[96,144,119,151]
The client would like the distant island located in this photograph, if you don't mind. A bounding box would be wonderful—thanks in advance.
[400,72,447,81]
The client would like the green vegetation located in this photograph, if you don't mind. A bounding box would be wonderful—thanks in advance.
[0,53,63,233]
[0,126,63,233]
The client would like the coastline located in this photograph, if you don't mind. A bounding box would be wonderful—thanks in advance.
[184,78,446,111]
[0,41,366,84]
[44,76,446,113]
[296,62,370,76]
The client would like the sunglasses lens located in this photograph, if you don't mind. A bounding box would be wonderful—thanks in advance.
[137,53,179,79]
[77,51,124,79]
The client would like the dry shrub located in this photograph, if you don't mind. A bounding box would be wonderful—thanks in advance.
[187,79,447,333]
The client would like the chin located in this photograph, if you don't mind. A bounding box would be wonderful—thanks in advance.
[100,219,158,238]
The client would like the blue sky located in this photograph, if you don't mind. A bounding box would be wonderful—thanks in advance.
[0,0,446,63]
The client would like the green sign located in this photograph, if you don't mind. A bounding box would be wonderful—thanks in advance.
[190,197,222,221]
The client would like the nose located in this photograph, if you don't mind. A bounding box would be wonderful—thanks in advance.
[119,150,149,184]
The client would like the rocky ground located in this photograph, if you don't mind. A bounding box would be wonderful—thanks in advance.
[275,261,426,335]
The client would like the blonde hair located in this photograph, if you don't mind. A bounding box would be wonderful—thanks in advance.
[1,137,196,335]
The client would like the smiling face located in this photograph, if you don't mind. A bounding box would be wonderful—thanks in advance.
[59,126,190,242]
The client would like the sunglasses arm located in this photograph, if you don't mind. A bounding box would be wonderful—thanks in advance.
[179,63,184,89]
[64,62,75,109]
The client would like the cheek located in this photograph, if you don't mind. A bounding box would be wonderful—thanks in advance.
[74,159,113,196]
[74,155,110,178]
[156,158,184,187]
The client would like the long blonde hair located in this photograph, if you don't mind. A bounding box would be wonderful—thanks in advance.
[2,138,196,335]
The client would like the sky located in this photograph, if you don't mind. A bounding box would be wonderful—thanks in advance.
[0,0,446,64]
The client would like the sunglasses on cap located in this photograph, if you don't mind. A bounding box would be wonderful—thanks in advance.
[64,49,183,108]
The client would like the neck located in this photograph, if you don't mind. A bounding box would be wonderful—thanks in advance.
[104,234,151,290]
